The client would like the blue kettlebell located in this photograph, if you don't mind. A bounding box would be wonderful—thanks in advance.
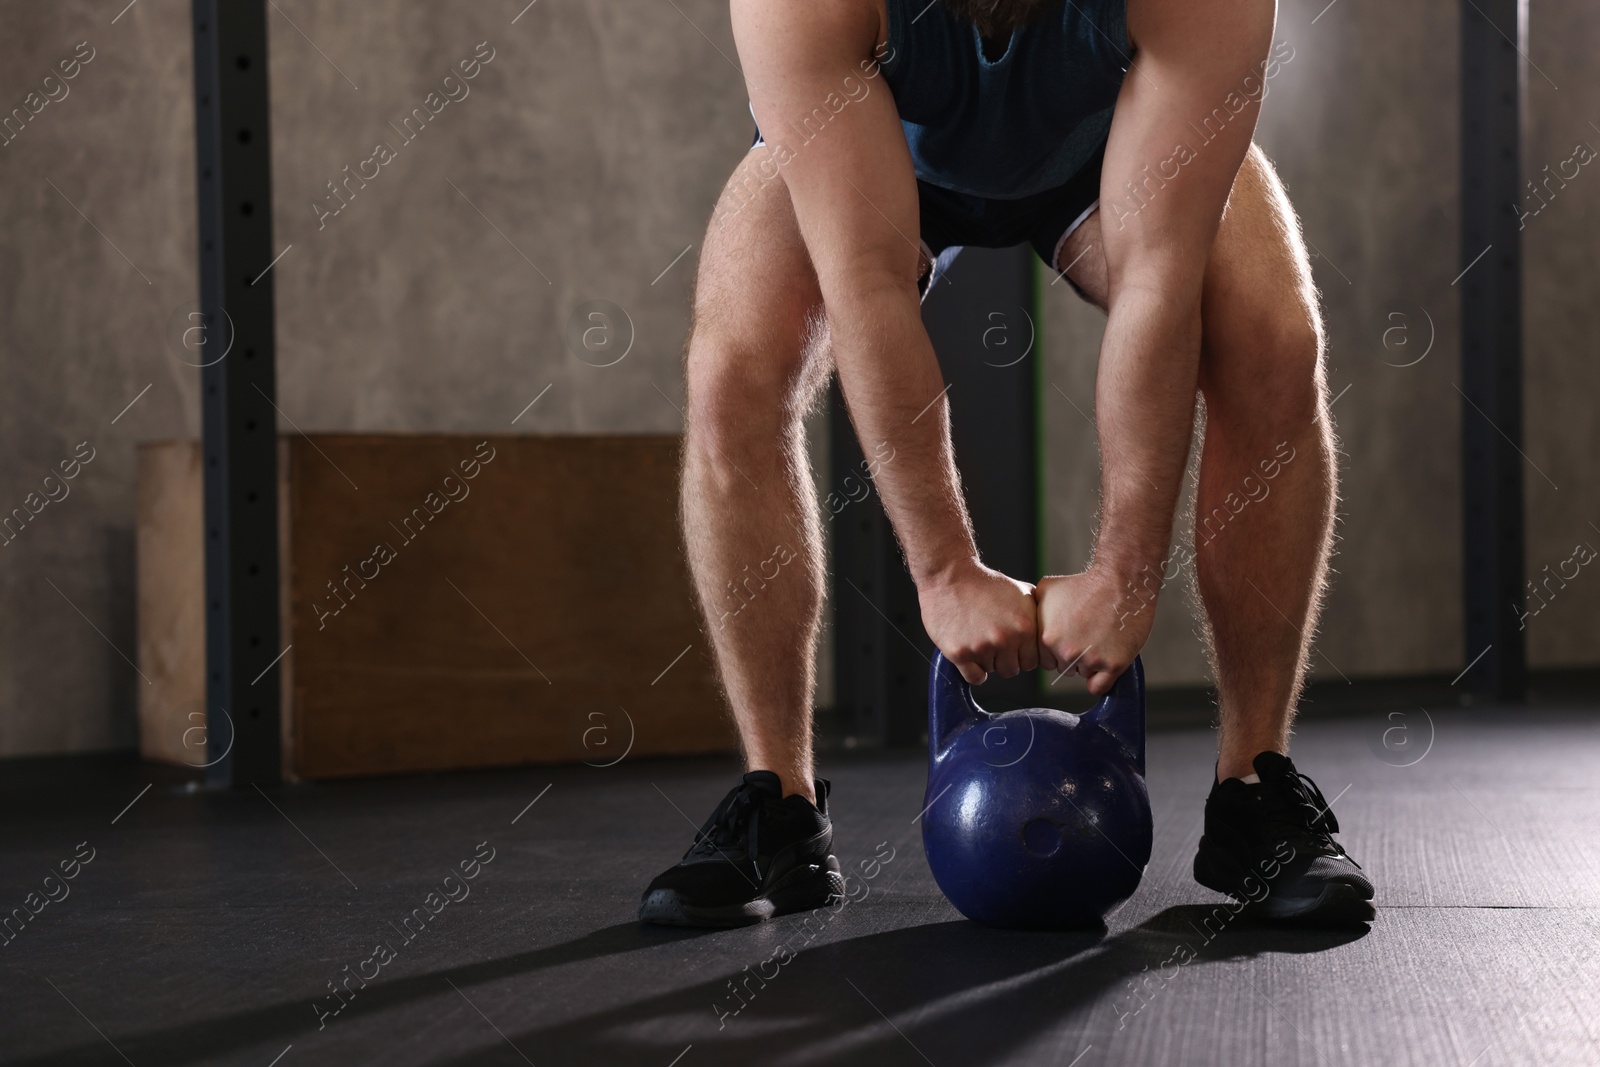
[922,653,1153,929]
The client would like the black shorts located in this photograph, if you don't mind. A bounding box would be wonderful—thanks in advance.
[749,127,1105,300]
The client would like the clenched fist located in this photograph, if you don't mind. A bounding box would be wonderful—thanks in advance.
[1035,568,1153,695]
[918,560,1038,686]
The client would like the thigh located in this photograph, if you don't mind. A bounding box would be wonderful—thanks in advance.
[1191,145,1324,420]
[690,148,832,403]
[1057,144,1323,412]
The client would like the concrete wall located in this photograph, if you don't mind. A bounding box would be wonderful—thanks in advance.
[0,0,202,755]
[269,3,741,436]
[0,0,750,757]
[1,0,1594,756]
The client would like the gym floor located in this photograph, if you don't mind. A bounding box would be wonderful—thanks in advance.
[3,703,1597,1067]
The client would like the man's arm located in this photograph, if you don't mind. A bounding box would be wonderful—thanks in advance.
[1037,0,1276,691]
[730,0,1037,685]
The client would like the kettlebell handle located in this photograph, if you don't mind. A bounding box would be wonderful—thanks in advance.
[928,652,988,763]
[928,653,1145,775]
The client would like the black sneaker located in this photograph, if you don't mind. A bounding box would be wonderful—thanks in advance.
[1194,751,1375,924]
[639,771,845,927]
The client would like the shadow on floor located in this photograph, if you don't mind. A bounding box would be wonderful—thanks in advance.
[411,905,1367,1067]
[14,921,703,1067]
[17,905,1364,1067]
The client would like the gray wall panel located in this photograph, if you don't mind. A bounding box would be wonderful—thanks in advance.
[1522,1,1600,667]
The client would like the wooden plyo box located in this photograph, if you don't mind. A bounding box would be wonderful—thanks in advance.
[136,435,734,779]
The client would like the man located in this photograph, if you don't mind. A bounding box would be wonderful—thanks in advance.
[640,0,1373,927]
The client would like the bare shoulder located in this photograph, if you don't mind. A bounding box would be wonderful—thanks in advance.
[730,0,884,73]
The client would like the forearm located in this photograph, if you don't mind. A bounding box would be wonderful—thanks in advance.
[828,282,978,584]
[1092,283,1202,587]
[1083,0,1273,600]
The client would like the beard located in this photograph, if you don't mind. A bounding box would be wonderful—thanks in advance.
[939,0,1059,39]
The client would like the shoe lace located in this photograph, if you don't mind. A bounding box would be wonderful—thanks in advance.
[689,782,764,865]
[1264,769,1356,863]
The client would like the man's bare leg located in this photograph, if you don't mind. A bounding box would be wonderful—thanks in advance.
[682,149,833,802]
[1189,147,1335,781]
[1062,145,1335,783]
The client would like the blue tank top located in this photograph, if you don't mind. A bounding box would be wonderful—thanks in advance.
[879,0,1130,199]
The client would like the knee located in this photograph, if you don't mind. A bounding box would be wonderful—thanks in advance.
[683,324,816,481]
[1202,297,1325,436]
[1260,307,1325,425]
